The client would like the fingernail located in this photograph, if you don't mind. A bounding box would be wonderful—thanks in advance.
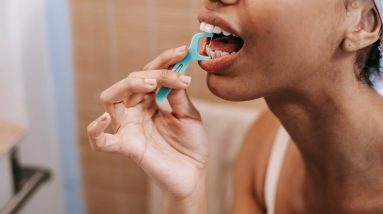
[144,78,157,86]
[176,45,186,53]
[179,75,191,85]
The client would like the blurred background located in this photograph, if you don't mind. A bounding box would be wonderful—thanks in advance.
[0,0,266,213]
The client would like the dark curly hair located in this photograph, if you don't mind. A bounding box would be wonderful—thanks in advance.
[358,39,381,86]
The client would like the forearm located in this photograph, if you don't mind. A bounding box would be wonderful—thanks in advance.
[164,176,208,214]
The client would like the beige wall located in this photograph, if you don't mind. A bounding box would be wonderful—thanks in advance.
[71,0,265,213]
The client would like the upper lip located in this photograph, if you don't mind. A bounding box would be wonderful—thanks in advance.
[198,9,242,37]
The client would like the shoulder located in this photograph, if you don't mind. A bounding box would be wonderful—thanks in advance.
[232,110,281,214]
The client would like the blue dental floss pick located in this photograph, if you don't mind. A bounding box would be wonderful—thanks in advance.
[156,32,213,102]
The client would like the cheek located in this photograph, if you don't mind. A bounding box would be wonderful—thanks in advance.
[241,0,339,81]
[206,0,343,100]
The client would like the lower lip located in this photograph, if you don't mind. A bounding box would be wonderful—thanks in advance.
[198,43,243,74]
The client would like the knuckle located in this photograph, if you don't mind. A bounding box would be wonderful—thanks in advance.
[99,91,110,104]
[125,77,139,88]
[159,69,169,79]
[160,69,179,82]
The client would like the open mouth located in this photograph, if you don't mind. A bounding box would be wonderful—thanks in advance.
[200,22,244,58]
[199,22,244,73]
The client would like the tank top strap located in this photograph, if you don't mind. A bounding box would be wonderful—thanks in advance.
[264,126,290,214]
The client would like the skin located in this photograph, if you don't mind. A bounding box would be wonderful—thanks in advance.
[87,0,383,213]
[87,46,209,213]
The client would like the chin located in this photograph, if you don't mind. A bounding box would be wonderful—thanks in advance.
[206,74,262,102]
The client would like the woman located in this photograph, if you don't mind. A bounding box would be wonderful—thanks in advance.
[87,0,383,213]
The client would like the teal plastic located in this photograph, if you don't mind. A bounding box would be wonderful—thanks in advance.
[156,32,213,102]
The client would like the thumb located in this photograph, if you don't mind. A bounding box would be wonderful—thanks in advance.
[87,112,120,153]
[167,88,201,120]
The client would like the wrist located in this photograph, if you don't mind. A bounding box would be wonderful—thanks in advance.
[165,173,207,214]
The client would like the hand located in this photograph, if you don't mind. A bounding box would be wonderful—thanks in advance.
[87,46,209,200]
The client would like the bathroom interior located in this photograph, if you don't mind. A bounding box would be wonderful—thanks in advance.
[0,0,266,213]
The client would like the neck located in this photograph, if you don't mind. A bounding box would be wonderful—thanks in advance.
[265,75,383,210]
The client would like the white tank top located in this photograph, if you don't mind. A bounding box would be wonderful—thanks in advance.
[264,126,290,214]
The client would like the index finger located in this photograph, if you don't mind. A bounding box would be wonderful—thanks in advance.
[99,70,191,130]
[100,70,190,107]
[100,77,158,130]
[143,46,187,70]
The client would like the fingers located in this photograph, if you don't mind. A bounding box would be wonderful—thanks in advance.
[100,77,157,106]
[87,112,120,153]
[100,77,158,130]
[100,70,191,130]
[168,88,201,120]
[143,46,187,70]
[102,70,190,107]
[124,93,146,107]
[129,70,191,89]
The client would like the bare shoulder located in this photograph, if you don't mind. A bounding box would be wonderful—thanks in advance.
[232,110,280,214]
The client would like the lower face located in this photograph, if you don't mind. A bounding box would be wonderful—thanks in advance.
[198,0,346,101]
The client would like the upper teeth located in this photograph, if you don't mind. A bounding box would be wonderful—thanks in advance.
[200,22,238,37]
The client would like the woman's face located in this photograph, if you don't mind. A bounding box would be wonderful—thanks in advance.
[199,0,347,101]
